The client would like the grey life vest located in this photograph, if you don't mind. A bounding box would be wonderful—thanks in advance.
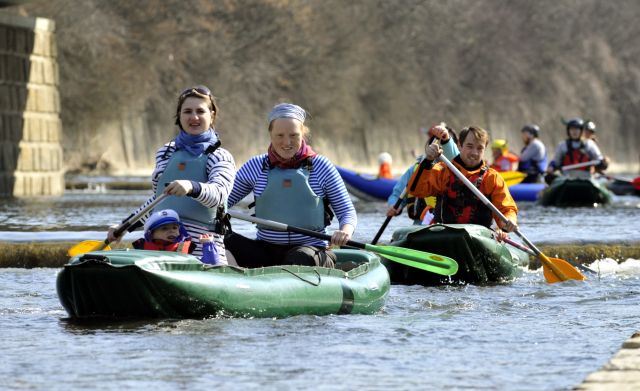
[155,148,222,231]
[255,164,325,231]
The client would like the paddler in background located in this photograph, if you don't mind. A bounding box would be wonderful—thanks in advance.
[545,117,606,184]
[517,124,548,183]
[490,139,519,172]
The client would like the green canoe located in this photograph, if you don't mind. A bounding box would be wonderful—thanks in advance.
[540,176,613,207]
[386,224,530,285]
[57,249,390,319]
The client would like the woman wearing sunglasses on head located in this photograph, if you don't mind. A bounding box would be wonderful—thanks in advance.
[108,85,236,264]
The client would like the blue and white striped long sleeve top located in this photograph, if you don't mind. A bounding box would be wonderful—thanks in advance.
[228,154,357,246]
[129,141,236,256]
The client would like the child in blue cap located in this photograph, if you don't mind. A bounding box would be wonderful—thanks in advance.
[132,209,194,254]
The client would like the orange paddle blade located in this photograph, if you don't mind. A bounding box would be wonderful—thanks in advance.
[67,240,111,257]
[540,254,586,283]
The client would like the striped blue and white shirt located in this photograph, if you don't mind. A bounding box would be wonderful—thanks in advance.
[228,154,357,246]
[130,141,236,258]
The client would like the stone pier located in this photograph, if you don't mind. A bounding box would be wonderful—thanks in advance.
[0,12,64,197]
[574,332,640,390]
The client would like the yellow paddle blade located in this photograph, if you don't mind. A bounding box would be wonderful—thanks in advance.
[67,240,111,257]
[540,253,586,283]
[500,171,527,187]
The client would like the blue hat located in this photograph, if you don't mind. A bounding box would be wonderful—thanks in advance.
[268,103,306,124]
[144,209,188,242]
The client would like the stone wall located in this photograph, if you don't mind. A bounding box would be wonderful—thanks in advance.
[0,13,63,197]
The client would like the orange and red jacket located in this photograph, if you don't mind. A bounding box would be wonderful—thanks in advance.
[132,238,192,254]
[408,157,518,229]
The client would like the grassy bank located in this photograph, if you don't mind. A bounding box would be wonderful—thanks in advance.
[1,241,639,269]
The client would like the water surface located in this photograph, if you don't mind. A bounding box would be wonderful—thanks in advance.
[1,189,640,390]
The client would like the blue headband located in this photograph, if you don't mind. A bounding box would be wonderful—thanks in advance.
[268,103,306,124]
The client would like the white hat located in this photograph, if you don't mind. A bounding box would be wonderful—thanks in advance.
[378,152,392,165]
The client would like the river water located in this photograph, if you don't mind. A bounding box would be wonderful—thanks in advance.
[1,188,640,390]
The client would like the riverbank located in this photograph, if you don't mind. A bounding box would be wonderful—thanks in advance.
[1,240,639,268]
[575,332,640,390]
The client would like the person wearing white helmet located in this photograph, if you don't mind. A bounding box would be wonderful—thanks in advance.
[582,119,610,173]
[377,152,393,179]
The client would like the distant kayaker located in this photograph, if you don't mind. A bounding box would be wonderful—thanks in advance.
[107,85,236,265]
[490,139,519,172]
[131,209,195,253]
[377,152,393,179]
[386,124,459,225]
[224,103,356,268]
[408,125,518,242]
[545,117,606,183]
[582,119,610,174]
[517,124,548,183]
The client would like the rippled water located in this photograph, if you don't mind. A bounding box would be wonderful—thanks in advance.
[1,189,640,390]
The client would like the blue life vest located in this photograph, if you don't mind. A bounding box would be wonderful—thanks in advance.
[255,162,325,231]
[155,148,221,231]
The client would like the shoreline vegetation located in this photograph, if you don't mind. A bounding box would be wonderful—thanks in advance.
[1,241,639,269]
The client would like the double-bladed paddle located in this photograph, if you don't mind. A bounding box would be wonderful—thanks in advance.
[67,193,169,257]
[435,153,585,283]
[227,210,458,276]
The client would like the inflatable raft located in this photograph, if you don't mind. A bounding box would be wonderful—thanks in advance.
[57,249,390,319]
[336,166,544,202]
[335,166,396,201]
[539,177,613,207]
[386,224,530,285]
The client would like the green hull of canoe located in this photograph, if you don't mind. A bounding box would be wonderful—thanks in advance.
[57,249,390,319]
[540,177,613,207]
[387,224,530,285]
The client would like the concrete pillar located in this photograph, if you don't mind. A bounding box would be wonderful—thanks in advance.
[0,13,64,197]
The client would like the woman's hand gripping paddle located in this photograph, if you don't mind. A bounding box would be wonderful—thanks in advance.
[435,153,585,283]
[228,211,458,276]
[67,194,169,257]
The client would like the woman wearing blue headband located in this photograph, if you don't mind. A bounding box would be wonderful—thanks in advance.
[225,103,356,268]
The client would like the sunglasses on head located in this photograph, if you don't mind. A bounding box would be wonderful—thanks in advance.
[180,85,211,98]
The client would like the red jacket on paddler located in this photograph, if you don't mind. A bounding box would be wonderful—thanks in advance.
[561,140,591,170]
[132,238,193,253]
[132,209,195,254]
[407,156,518,230]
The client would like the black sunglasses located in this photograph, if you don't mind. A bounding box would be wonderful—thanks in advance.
[180,85,211,98]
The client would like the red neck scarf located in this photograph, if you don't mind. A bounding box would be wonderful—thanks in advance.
[268,140,317,169]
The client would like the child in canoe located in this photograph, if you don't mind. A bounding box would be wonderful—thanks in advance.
[407,125,518,242]
[131,209,221,265]
[132,209,195,253]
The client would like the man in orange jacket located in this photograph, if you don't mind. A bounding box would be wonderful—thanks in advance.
[408,125,518,242]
